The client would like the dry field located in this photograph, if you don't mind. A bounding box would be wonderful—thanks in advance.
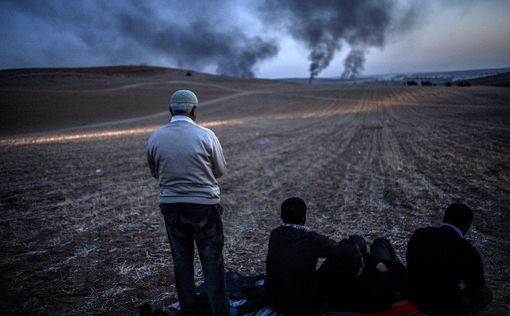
[0,68,509,315]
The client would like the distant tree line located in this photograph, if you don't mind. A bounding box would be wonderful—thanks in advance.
[406,80,471,87]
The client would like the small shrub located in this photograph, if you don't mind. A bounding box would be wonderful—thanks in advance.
[456,81,471,87]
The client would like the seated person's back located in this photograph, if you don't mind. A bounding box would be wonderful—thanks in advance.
[404,203,492,316]
[265,197,336,315]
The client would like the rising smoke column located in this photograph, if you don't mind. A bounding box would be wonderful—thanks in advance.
[260,0,415,81]
[342,49,366,79]
[0,0,278,78]
[308,34,339,83]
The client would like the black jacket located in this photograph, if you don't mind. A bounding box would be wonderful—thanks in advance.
[265,226,336,315]
[404,226,485,315]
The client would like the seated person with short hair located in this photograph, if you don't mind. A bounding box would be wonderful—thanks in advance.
[318,235,406,313]
[404,203,492,315]
[265,197,336,315]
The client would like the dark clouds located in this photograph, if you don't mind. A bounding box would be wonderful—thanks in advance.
[2,1,505,78]
[259,0,416,80]
[0,0,278,78]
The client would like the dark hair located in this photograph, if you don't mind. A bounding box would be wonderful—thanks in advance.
[330,239,363,278]
[443,203,474,235]
[170,106,194,116]
[348,235,368,258]
[281,197,307,224]
[171,109,189,115]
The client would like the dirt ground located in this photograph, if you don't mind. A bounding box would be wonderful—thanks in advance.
[0,68,509,315]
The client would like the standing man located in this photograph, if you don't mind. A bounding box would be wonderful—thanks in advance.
[405,203,492,315]
[147,89,229,316]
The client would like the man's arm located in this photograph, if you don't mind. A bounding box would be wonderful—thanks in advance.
[461,242,486,294]
[210,132,227,178]
[146,141,158,179]
[311,231,337,258]
[405,228,423,266]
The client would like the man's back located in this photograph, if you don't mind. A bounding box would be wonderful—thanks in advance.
[405,226,485,315]
[147,119,226,204]
[265,225,335,315]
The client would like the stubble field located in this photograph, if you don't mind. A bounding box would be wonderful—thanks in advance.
[1,67,509,314]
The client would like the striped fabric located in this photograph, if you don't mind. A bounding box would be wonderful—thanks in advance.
[324,301,422,316]
[254,306,282,316]
[253,301,422,316]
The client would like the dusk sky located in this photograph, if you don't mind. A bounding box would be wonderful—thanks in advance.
[1,0,509,79]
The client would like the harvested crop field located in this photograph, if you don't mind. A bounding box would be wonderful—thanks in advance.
[1,68,509,315]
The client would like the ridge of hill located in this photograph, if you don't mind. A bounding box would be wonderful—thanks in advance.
[0,65,172,77]
[467,71,510,87]
[0,66,289,137]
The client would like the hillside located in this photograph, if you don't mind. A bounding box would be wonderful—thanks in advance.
[468,71,510,87]
[0,66,282,137]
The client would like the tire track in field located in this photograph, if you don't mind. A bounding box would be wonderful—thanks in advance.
[389,88,510,185]
[219,99,361,260]
[383,88,461,210]
[381,88,510,307]
[337,88,449,232]
[318,95,398,237]
[217,91,368,252]
[383,88,510,237]
[261,89,408,243]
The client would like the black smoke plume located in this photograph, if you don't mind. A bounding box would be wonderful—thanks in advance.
[309,34,339,81]
[342,49,366,79]
[0,0,278,78]
[260,0,415,81]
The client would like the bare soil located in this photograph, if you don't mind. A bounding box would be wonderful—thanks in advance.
[0,68,509,315]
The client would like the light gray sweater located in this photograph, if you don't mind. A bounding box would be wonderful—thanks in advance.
[147,117,227,204]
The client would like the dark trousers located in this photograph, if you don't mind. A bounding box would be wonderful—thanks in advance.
[160,203,229,316]
[348,235,400,263]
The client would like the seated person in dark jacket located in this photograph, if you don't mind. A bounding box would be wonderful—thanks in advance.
[265,197,336,315]
[318,235,406,313]
[404,203,492,315]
